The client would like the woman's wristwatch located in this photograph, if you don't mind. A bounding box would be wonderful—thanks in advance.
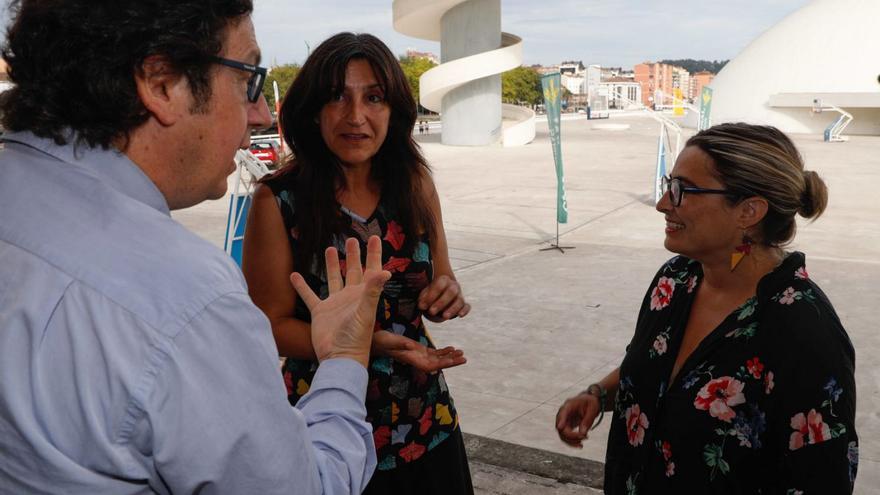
[585,383,607,430]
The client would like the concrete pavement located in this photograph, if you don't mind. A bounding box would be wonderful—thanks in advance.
[173,113,880,493]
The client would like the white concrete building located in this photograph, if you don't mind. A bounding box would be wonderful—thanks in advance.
[710,0,880,135]
[586,64,601,98]
[599,79,642,110]
[561,74,585,96]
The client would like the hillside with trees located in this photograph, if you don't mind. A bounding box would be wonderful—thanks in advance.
[660,59,728,74]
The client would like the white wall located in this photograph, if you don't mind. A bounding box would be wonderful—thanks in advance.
[710,0,880,135]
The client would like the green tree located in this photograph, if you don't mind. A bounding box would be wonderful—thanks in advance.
[262,63,300,110]
[398,55,436,111]
[660,59,728,74]
[501,66,541,106]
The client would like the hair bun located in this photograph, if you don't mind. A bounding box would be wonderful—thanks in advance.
[799,170,828,219]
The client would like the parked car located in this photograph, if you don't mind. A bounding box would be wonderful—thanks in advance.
[248,141,280,167]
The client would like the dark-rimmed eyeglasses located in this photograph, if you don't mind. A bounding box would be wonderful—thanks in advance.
[209,56,267,103]
[661,175,740,207]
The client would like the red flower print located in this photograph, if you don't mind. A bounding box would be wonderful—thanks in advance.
[384,221,405,251]
[419,406,433,435]
[399,442,427,462]
[794,267,809,280]
[686,275,698,294]
[373,426,391,450]
[625,404,649,446]
[661,441,672,461]
[746,357,764,379]
[764,371,775,395]
[650,277,675,311]
[789,409,831,451]
[384,257,411,273]
[694,377,746,422]
[659,440,674,477]
[283,371,293,396]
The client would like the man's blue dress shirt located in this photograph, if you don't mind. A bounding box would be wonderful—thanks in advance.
[0,132,376,494]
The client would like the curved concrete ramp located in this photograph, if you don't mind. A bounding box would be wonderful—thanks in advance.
[393,0,535,146]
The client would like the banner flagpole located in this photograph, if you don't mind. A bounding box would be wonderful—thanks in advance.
[539,72,574,253]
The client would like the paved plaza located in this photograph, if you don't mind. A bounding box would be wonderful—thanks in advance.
[173,113,880,493]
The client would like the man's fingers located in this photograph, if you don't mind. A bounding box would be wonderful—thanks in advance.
[363,269,391,298]
[324,246,343,294]
[365,235,382,273]
[458,303,471,318]
[290,272,320,310]
[345,238,363,285]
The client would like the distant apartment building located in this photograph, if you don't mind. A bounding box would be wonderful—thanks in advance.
[586,64,601,96]
[556,61,587,108]
[561,63,643,110]
[558,60,585,76]
[691,70,715,100]
[634,62,690,107]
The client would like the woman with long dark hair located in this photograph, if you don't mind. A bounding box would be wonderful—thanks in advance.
[242,32,473,493]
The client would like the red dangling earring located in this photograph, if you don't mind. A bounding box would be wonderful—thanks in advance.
[730,233,754,271]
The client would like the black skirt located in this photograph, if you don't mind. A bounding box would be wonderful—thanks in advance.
[363,427,474,495]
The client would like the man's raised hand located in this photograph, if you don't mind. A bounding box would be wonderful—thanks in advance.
[290,236,390,368]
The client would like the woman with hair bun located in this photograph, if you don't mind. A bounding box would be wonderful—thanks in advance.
[556,123,858,493]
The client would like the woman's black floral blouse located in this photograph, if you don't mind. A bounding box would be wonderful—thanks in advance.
[605,252,858,494]
[263,173,459,472]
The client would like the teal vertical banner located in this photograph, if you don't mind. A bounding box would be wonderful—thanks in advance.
[655,129,667,204]
[698,87,714,131]
[541,73,568,224]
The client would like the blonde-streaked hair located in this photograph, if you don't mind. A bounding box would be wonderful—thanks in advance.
[686,123,828,246]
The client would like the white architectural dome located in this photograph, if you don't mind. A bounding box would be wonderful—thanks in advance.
[710,0,880,135]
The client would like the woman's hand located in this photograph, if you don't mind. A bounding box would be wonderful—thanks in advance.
[417,274,471,322]
[371,330,466,372]
[555,392,602,448]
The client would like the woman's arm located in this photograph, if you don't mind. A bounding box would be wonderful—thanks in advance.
[416,173,471,322]
[241,183,316,360]
[768,303,857,493]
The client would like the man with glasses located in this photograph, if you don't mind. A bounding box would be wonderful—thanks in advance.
[0,1,380,493]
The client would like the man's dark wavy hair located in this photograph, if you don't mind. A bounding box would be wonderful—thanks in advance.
[0,0,253,149]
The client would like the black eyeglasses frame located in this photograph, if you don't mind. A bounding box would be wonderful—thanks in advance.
[209,56,267,103]
[661,175,743,207]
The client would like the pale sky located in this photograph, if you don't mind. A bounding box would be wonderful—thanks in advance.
[253,0,813,69]
[0,1,814,69]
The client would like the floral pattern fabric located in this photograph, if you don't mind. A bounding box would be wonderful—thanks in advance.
[264,174,458,471]
[605,252,858,494]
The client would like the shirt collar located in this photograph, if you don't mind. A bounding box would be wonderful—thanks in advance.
[2,130,170,215]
